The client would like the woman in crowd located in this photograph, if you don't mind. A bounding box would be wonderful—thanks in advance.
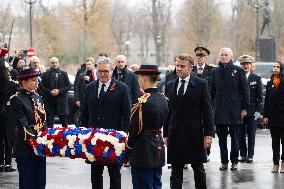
[263,61,284,173]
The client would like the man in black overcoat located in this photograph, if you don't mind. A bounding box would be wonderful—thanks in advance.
[238,55,263,163]
[40,57,71,128]
[80,56,131,189]
[74,57,97,108]
[112,55,140,103]
[164,54,214,189]
[211,48,250,171]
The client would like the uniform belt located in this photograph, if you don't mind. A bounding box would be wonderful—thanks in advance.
[141,130,162,136]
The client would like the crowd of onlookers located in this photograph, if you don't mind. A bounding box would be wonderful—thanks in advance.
[1,41,284,189]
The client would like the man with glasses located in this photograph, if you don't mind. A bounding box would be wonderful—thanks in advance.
[40,57,71,128]
[112,55,140,103]
[211,48,249,171]
[164,53,214,189]
[80,56,131,189]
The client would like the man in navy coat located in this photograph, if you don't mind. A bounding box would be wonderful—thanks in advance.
[112,54,140,104]
[211,48,250,171]
[164,53,214,189]
[80,56,131,189]
[238,55,263,163]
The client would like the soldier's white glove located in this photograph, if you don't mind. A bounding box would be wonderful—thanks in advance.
[254,112,261,120]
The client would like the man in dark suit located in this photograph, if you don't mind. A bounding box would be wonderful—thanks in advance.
[74,57,97,109]
[80,56,131,189]
[211,48,250,171]
[112,55,140,103]
[40,57,71,128]
[238,55,263,163]
[164,54,214,189]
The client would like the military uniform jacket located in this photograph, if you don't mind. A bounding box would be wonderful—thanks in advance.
[80,78,131,131]
[126,88,169,168]
[263,79,284,128]
[164,75,214,164]
[246,73,263,117]
[8,89,46,159]
[211,61,250,125]
[193,64,214,90]
[112,67,140,103]
[40,69,71,115]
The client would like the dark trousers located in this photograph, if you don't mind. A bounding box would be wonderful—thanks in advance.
[270,127,284,165]
[239,116,257,158]
[170,163,206,189]
[91,164,121,189]
[216,124,240,164]
[16,157,46,189]
[131,166,162,189]
[0,115,12,166]
[46,113,68,128]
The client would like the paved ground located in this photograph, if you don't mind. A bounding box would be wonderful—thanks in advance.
[1,129,284,189]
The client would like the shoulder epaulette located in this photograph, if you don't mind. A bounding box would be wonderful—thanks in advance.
[208,64,217,68]
[138,93,151,104]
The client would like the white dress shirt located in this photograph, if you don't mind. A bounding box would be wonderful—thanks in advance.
[98,79,111,98]
[177,75,190,95]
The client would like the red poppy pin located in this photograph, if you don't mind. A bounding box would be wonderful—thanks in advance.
[110,84,116,91]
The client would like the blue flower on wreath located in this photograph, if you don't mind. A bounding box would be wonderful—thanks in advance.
[74,141,82,155]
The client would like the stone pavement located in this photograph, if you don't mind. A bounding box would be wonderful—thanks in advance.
[1,129,284,189]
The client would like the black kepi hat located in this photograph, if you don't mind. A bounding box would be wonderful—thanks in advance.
[17,68,40,81]
[135,65,160,75]
[194,47,210,57]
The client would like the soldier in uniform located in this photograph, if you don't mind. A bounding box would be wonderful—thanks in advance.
[192,47,215,89]
[192,47,216,162]
[238,55,263,163]
[8,68,46,189]
[0,59,20,172]
[125,65,169,189]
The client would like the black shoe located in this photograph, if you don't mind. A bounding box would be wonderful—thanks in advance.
[246,158,253,163]
[219,164,228,171]
[183,164,188,169]
[0,165,4,172]
[238,156,247,163]
[4,165,16,172]
[230,163,238,171]
[168,165,172,169]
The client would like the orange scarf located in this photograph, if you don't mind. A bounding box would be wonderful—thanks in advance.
[273,76,280,89]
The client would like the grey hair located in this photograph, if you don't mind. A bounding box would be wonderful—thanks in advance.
[219,48,233,56]
[96,56,113,67]
[30,56,40,63]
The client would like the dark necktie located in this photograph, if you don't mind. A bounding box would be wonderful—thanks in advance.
[99,83,106,98]
[178,80,185,96]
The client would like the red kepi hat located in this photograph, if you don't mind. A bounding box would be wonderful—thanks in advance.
[17,68,40,81]
[134,65,161,75]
